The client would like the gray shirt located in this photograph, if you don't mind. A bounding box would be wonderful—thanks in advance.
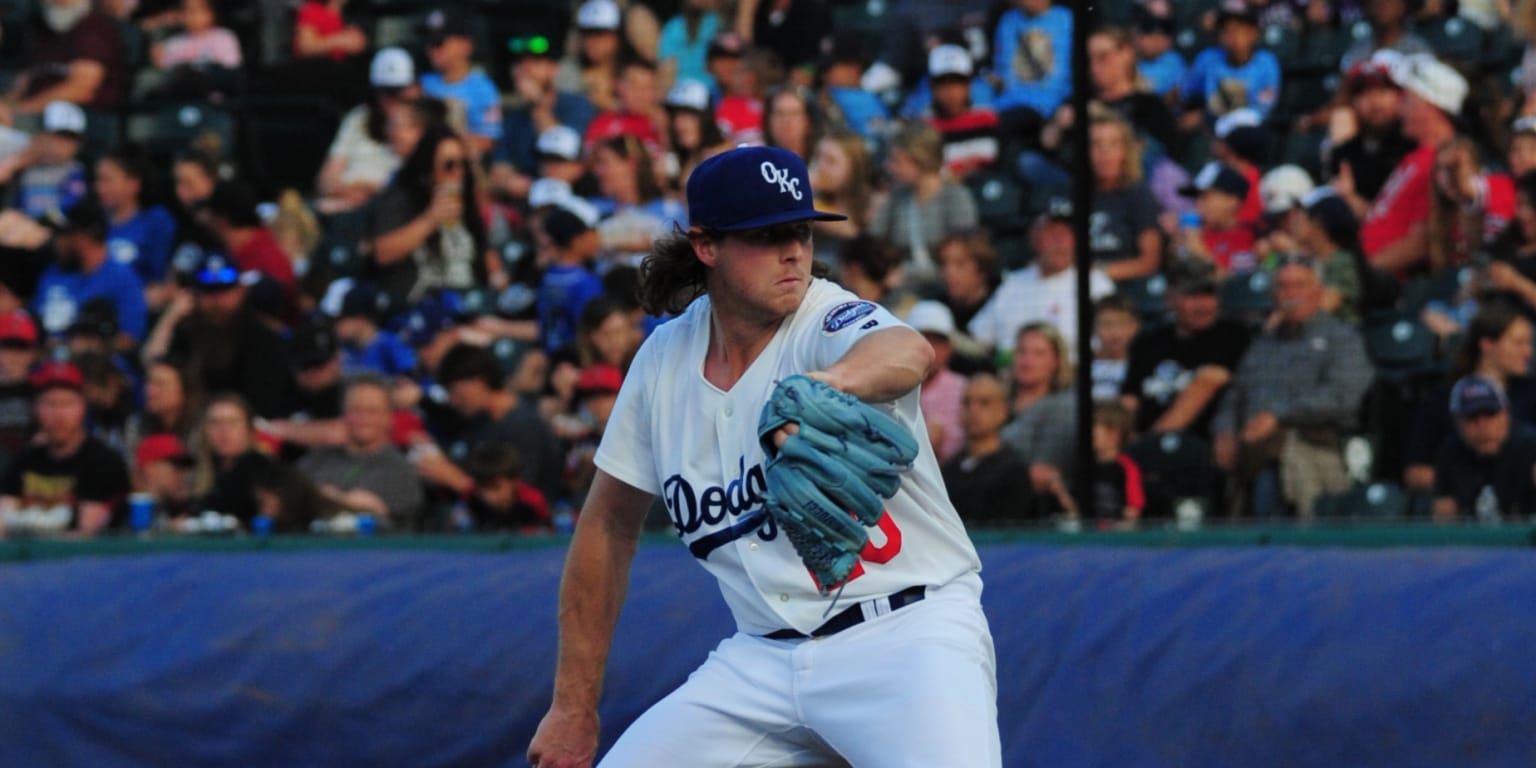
[1000,390,1079,479]
[297,444,426,529]
[1210,313,1374,435]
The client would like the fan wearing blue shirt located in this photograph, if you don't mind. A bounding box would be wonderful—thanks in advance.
[1133,11,1186,99]
[1182,4,1281,119]
[992,0,1073,123]
[419,8,503,155]
[34,198,148,345]
[96,148,177,294]
[536,208,605,355]
[657,0,720,89]
[335,283,418,378]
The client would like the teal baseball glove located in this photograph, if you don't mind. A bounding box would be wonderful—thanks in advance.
[757,375,919,590]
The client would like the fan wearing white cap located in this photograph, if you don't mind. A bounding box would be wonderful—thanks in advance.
[317,48,420,212]
[1358,54,1466,277]
[662,79,727,189]
[9,102,89,220]
[919,44,1001,180]
[570,0,626,113]
[906,300,968,463]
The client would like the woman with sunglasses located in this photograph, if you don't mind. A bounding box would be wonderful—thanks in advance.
[316,47,420,213]
[367,125,491,305]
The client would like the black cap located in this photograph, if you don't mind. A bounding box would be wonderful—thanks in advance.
[421,7,474,45]
[41,196,108,240]
[543,207,593,249]
[340,283,389,321]
[1302,189,1360,249]
[291,320,339,370]
[1167,258,1219,294]
[707,32,744,60]
[67,297,118,339]
[199,181,264,228]
[1215,0,1259,27]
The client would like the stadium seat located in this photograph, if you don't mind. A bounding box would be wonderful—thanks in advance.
[1126,431,1217,521]
[1291,22,1348,74]
[1262,24,1300,67]
[1399,265,1473,315]
[966,169,1027,236]
[78,109,122,167]
[1363,313,1437,383]
[126,103,236,168]
[1313,481,1408,518]
[1218,270,1274,326]
[1276,127,1327,181]
[993,232,1033,272]
[1414,16,1483,68]
[1116,273,1171,325]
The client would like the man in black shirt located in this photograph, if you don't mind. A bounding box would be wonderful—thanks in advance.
[941,372,1035,524]
[1433,375,1536,520]
[0,360,129,535]
[1120,260,1251,437]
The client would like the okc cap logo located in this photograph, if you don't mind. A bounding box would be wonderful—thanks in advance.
[760,162,802,200]
[687,145,847,232]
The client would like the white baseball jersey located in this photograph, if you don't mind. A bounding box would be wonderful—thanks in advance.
[594,278,982,635]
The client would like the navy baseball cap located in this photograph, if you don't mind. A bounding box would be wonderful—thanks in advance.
[1450,375,1508,418]
[686,145,847,233]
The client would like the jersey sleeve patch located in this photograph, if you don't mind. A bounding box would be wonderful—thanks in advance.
[821,301,879,336]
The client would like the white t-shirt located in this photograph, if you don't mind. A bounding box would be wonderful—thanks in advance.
[967,265,1114,361]
[326,106,401,188]
[594,279,982,635]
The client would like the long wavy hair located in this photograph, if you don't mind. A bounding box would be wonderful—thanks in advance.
[385,124,488,259]
[638,229,830,315]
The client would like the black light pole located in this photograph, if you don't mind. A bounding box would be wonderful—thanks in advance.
[1071,2,1094,519]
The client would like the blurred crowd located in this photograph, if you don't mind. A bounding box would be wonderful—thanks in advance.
[2,0,1536,538]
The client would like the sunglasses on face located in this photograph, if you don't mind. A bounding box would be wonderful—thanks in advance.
[439,158,467,172]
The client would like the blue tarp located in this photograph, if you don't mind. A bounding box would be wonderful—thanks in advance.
[2,544,1536,766]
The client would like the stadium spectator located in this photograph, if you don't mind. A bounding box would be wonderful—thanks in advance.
[5,102,88,219]
[1283,189,1368,323]
[1211,108,1268,226]
[1211,257,1375,517]
[747,0,832,83]
[1178,161,1257,275]
[419,7,503,157]
[1085,26,1177,157]
[661,79,727,191]
[935,232,1000,359]
[589,134,686,265]
[1088,111,1164,281]
[1082,400,1145,525]
[133,433,195,522]
[571,296,642,373]
[151,0,241,69]
[1432,374,1536,519]
[1340,0,1433,72]
[462,442,550,532]
[1427,137,1517,273]
[196,181,298,300]
[1092,295,1138,402]
[584,58,665,151]
[172,150,221,215]
[906,301,967,464]
[761,85,819,163]
[96,148,178,307]
[806,132,873,251]
[999,322,1081,510]
[335,284,416,379]
[297,375,424,529]
[1121,259,1252,438]
[316,48,419,213]
[1359,54,1466,278]
[836,234,918,318]
[919,45,1001,180]
[1405,302,1536,493]
[250,462,334,533]
[34,197,148,345]
[368,125,490,304]
[969,199,1114,360]
[1486,172,1536,302]
[0,310,38,476]
[537,208,604,356]
[869,122,979,292]
[292,0,367,61]
[1,0,126,115]
[491,38,597,200]
[1181,0,1281,120]
[992,0,1073,138]
[193,393,276,528]
[417,343,562,502]
[283,319,345,428]
[716,43,778,143]
[1326,56,1414,208]
[564,0,630,113]
[0,360,129,536]
[125,358,199,456]
[75,350,133,451]
[555,363,622,505]
[657,0,721,89]
[818,36,889,143]
[142,251,294,419]
[1133,2,1185,99]
[941,372,1035,524]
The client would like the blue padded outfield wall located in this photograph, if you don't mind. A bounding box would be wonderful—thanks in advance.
[4,540,1536,767]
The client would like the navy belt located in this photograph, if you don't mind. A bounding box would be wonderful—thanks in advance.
[763,585,926,640]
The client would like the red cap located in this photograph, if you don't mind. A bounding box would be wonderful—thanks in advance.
[575,364,622,395]
[28,360,83,392]
[136,433,192,467]
[0,310,39,345]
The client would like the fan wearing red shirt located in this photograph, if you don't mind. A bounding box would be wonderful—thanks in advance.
[195,182,298,304]
[1358,54,1466,279]
[293,0,367,61]
[1178,161,1257,275]
[1212,108,1268,225]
